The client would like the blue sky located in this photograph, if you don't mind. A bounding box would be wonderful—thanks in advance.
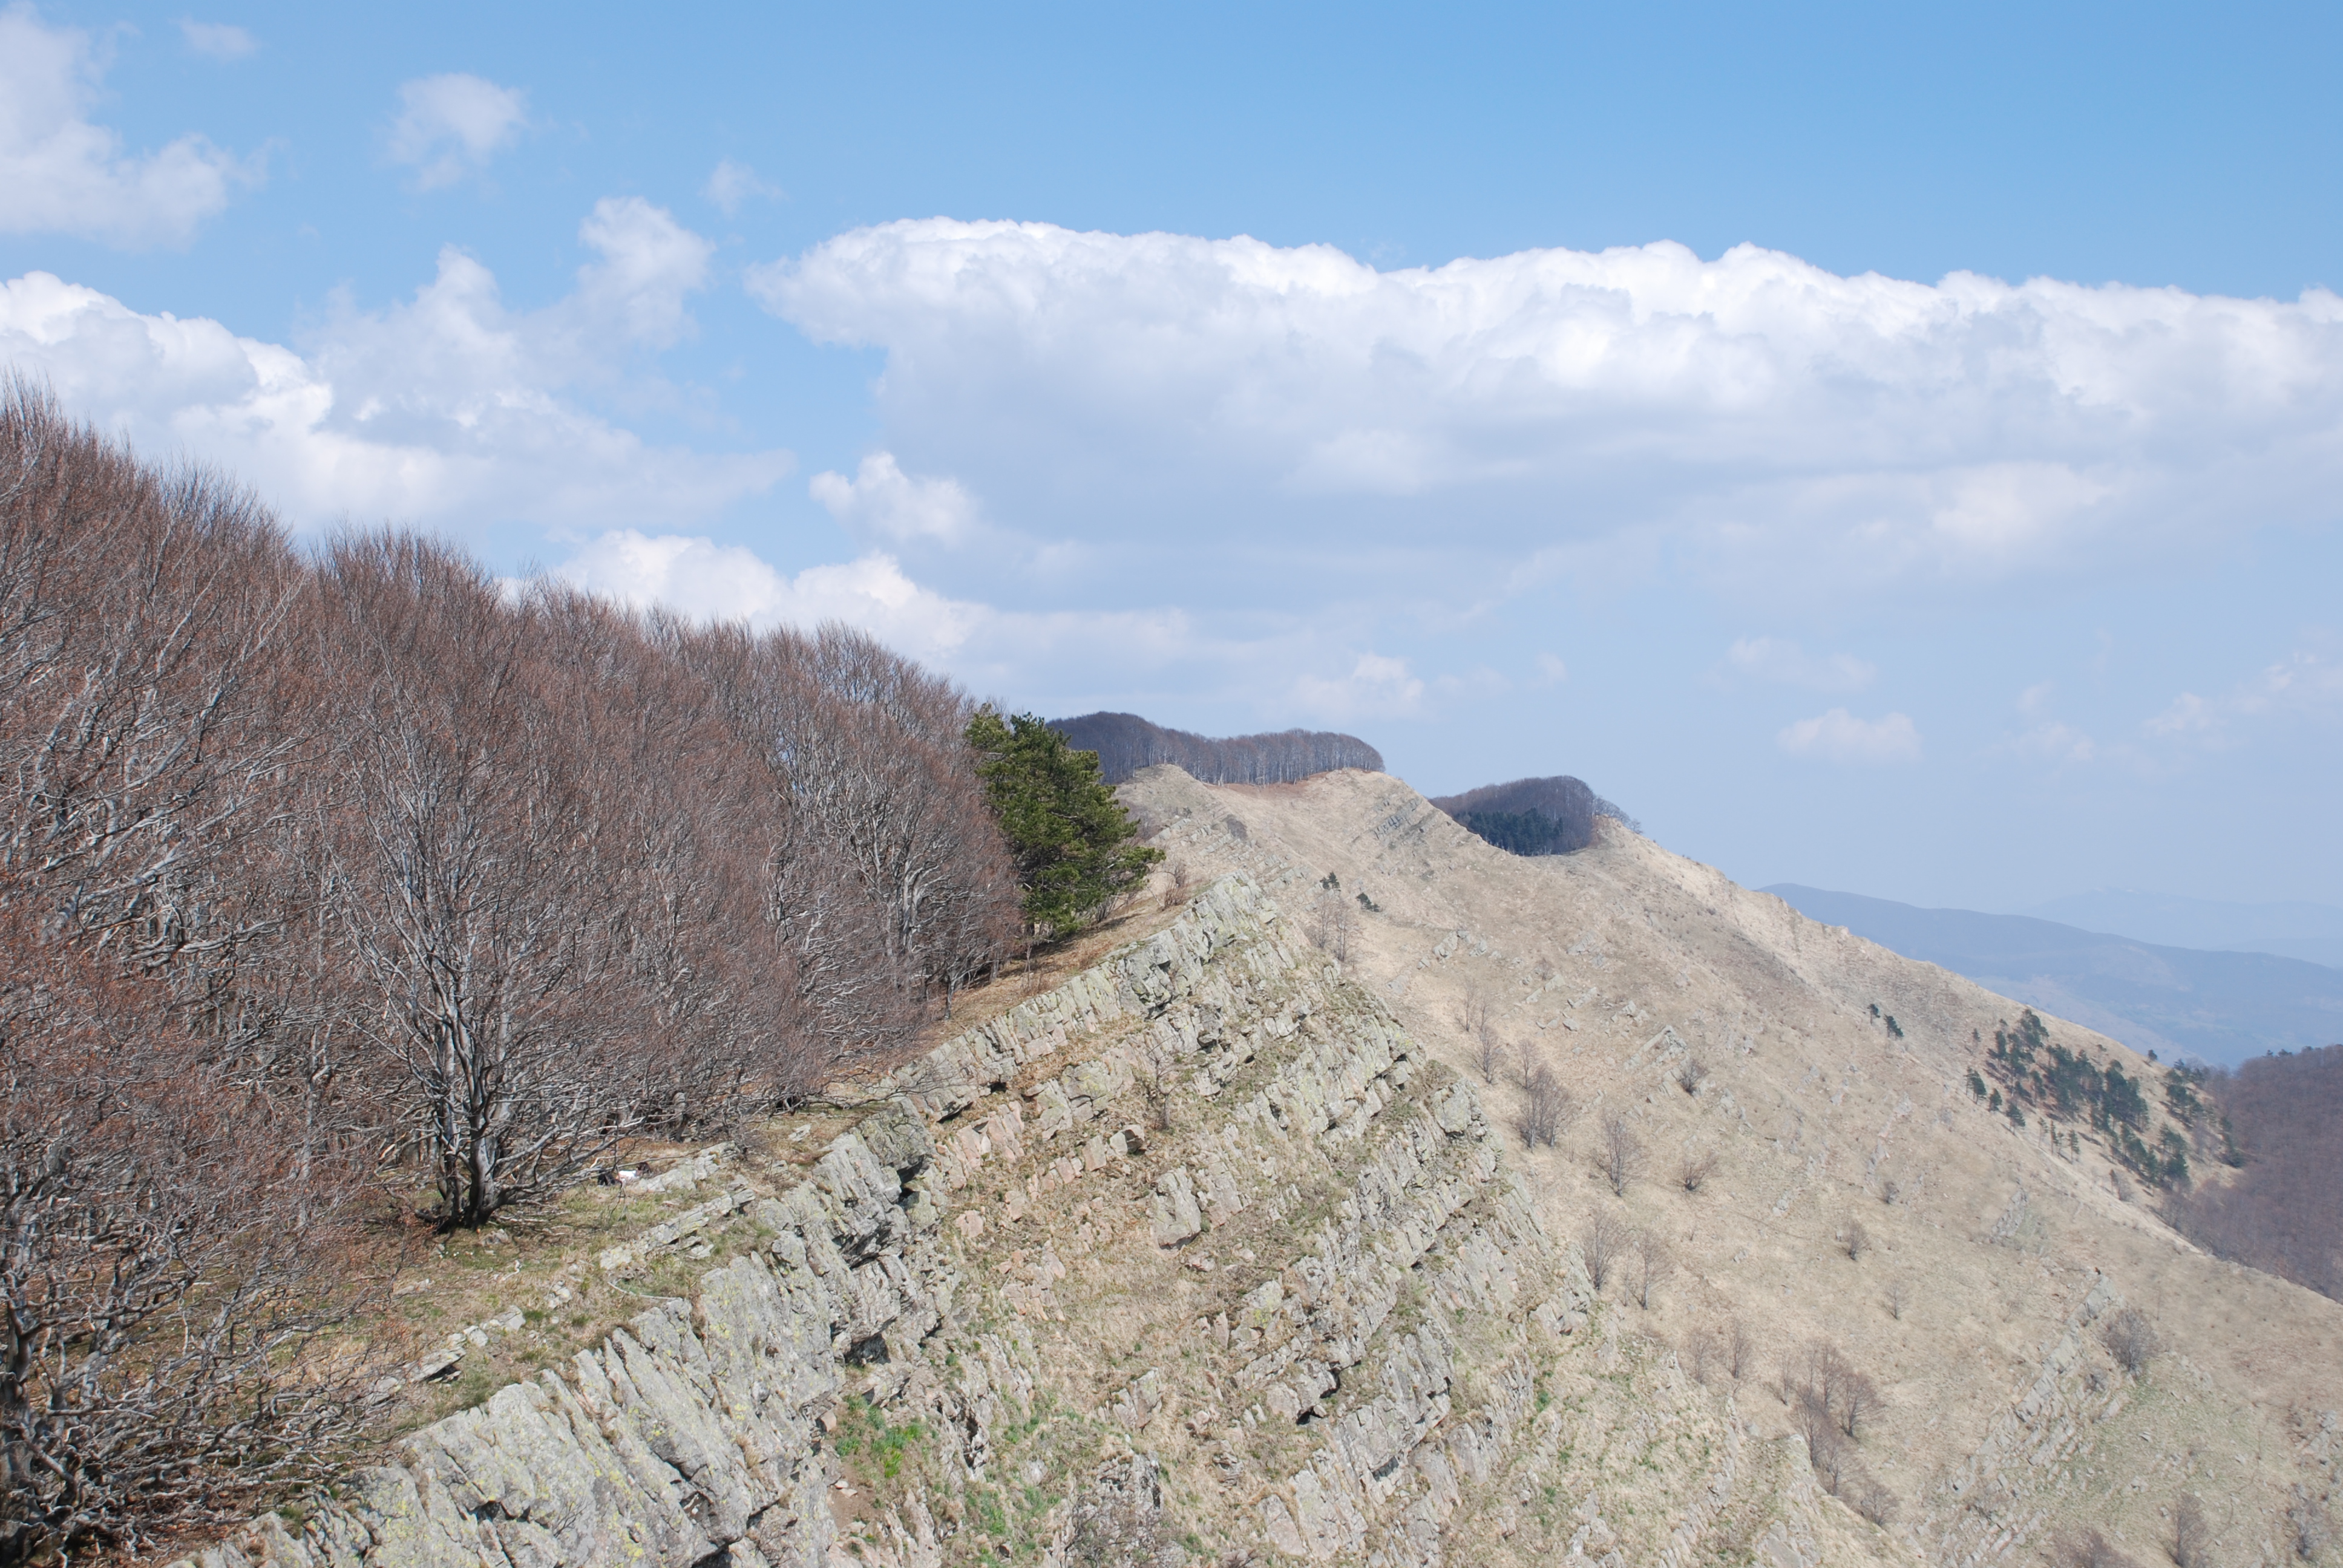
[4,0,2339,913]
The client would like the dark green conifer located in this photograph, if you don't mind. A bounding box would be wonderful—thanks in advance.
[966,709,1164,936]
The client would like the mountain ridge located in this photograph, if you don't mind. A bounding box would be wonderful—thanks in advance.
[168,766,2343,1568]
[2017,889,2343,971]
[1123,763,2343,1564]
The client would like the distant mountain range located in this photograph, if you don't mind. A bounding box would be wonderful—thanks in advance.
[2016,889,2343,971]
[1764,884,2343,1068]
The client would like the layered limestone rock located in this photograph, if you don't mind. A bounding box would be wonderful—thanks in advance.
[179,874,1889,1568]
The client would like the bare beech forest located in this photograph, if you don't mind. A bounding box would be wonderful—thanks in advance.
[1047,710,1383,786]
[2171,1044,2343,1303]
[0,390,1031,1559]
[1429,774,1640,858]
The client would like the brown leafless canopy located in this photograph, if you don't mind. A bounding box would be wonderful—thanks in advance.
[1599,1112,1644,1197]
[0,385,1022,1558]
[1631,1227,1674,1309]
[2166,1044,2343,1302]
[2054,1528,2145,1568]
[2100,1307,2160,1376]
[2,385,380,1558]
[2172,1494,2214,1568]
[1307,880,1356,962]
[1517,1058,1573,1149]
[1579,1209,1631,1292]
[1727,1315,1753,1380]
[1048,711,1383,786]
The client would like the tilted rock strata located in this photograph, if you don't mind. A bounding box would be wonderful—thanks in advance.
[177,875,1889,1568]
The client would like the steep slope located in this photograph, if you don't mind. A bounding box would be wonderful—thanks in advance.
[1126,766,2343,1568]
[178,876,1898,1568]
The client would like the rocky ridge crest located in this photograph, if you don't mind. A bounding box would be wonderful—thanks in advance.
[173,872,1887,1568]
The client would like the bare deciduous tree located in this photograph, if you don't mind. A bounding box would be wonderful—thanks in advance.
[1049,711,1383,787]
[1162,856,1191,909]
[2101,1307,2160,1376]
[1473,1024,1503,1087]
[1678,1146,1720,1192]
[1601,1112,1644,1197]
[1633,1227,1674,1309]
[0,389,379,1560]
[1794,1390,1847,1490]
[1,956,382,1560]
[2054,1528,2145,1568]
[1518,1059,1573,1149]
[1848,1478,1899,1526]
[1784,1339,1882,1440]
[687,619,1014,1050]
[312,540,657,1226]
[1308,881,1355,962]
[1581,1209,1631,1293]
[1887,1279,1910,1321]
[1686,1327,1717,1384]
[1676,1054,1708,1094]
[1727,1316,1753,1381]
[1837,1365,1880,1439]
[0,385,1034,1555]
[1786,1339,1893,1520]
[1787,1341,1852,1420]
[1842,1219,1872,1262]
[2165,1045,2343,1302]
[1133,1038,1178,1134]
[2172,1493,2214,1568]
[1461,988,1498,1083]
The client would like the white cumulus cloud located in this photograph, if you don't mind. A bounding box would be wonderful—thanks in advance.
[386,73,528,191]
[553,531,1194,689]
[1292,653,1428,721]
[810,451,978,544]
[560,196,713,351]
[1,200,785,534]
[1777,708,1922,765]
[704,158,781,215]
[752,219,2343,601]
[0,3,258,247]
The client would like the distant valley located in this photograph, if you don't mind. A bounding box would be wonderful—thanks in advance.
[1766,884,2343,1067]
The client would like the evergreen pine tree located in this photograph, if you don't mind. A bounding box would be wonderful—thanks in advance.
[966,709,1164,936]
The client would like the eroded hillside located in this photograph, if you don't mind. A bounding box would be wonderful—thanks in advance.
[175,768,2341,1568]
[177,874,1903,1568]
[1122,765,2343,1567]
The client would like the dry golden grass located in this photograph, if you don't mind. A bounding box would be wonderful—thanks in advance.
[1121,763,2343,1563]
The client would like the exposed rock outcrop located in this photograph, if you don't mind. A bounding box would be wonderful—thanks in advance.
[177,875,1887,1568]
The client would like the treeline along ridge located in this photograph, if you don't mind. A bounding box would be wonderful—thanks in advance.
[0,386,1154,1560]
